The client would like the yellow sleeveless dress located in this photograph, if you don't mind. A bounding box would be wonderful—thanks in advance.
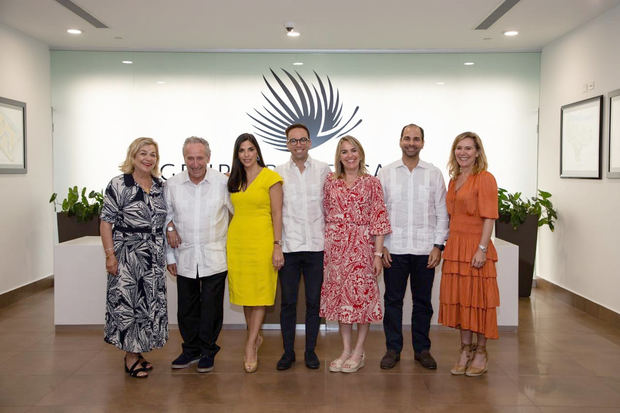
[227,168,283,306]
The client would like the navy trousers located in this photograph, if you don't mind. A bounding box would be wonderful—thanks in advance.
[278,251,324,355]
[383,254,435,354]
[177,270,226,358]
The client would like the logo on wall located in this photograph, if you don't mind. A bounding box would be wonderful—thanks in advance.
[248,68,362,151]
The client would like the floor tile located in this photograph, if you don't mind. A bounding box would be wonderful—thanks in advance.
[516,376,620,407]
[0,375,67,406]
[0,351,99,376]
[0,285,618,411]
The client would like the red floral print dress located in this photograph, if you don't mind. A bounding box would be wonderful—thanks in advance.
[320,173,391,323]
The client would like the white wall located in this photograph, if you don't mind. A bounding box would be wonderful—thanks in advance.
[0,24,53,294]
[538,5,620,313]
[50,52,540,200]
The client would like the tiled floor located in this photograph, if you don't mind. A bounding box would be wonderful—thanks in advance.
[1,286,620,412]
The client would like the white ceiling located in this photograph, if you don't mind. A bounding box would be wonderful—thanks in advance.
[1,0,619,52]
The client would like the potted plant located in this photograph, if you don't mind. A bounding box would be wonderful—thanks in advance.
[50,186,104,242]
[495,188,557,297]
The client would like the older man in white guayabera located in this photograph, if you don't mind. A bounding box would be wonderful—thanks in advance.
[164,137,232,373]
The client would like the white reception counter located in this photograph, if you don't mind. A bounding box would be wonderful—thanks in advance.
[54,236,518,327]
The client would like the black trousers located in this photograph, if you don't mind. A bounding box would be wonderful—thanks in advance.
[177,270,226,358]
[278,251,324,355]
[383,254,435,354]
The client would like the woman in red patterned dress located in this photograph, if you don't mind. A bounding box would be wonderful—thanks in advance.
[320,136,391,373]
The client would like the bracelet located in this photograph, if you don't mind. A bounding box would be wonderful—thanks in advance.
[478,244,488,253]
[374,252,383,257]
[104,247,114,252]
[274,240,282,246]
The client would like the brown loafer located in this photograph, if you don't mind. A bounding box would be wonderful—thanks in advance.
[414,350,437,370]
[380,350,400,369]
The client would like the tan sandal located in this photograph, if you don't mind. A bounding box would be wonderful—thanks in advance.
[329,352,352,372]
[341,352,365,373]
[465,345,488,377]
[450,343,474,375]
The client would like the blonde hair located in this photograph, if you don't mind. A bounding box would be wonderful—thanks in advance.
[334,135,368,179]
[447,131,488,179]
[120,137,161,177]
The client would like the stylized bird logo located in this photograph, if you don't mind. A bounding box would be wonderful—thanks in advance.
[248,68,362,151]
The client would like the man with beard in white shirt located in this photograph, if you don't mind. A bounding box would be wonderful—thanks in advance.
[165,137,232,373]
[274,124,331,370]
[377,124,449,370]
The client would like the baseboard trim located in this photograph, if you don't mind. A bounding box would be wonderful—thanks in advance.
[536,277,620,325]
[0,276,54,308]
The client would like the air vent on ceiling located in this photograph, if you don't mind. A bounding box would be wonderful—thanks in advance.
[55,0,108,29]
[475,0,520,30]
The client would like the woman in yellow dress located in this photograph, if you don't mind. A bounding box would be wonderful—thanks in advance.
[227,133,284,373]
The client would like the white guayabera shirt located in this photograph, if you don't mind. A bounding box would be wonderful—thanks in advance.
[164,169,232,278]
[275,156,331,253]
[378,159,449,255]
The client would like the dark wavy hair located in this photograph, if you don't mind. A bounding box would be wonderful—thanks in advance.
[285,123,310,139]
[227,133,266,193]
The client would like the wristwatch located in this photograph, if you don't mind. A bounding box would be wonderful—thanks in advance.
[374,251,383,258]
[478,244,488,253]
[274,240,282,246]
[433,244,445,251]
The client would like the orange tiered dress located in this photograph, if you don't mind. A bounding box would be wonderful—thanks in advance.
[438,171,500,339]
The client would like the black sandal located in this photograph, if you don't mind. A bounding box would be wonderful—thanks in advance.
[138,354,153,371]
[125,357,149,378]
[124,354,153,373]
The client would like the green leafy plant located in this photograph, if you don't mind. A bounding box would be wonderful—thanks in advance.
[497,188,557,231]
[49,186,104,222]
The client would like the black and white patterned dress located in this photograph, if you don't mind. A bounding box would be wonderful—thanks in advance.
[100,174,168,353]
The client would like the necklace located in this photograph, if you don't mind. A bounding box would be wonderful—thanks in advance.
[133,174,152,194]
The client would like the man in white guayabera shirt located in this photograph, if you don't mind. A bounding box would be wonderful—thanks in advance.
[274,123,331,370]
[377,124,449,370]
[164,137,232,373]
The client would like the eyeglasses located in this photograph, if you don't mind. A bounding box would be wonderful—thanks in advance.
[287,137,310,145]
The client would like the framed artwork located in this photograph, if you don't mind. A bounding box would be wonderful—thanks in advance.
[0,97,27,174]
[560,95,603,179]
[608,89,620,178]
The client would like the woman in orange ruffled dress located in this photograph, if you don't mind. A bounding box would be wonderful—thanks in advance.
[439,131,499,377]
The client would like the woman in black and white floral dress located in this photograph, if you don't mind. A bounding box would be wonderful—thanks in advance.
[100,137,168,378]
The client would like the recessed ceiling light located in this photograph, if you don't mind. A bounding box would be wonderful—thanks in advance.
[285,24,300,37]
[67,28,82,35]
[292,62,303,66]
[121,60,133,64]
[503,30,519,37]
[114,36,123,40]
[436,82,445,86]
[464,62,475,66]
[156,81,166,85]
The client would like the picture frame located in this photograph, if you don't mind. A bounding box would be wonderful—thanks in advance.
[0,96,27,174]
[608,89,620,178]
[560,95,603,179]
